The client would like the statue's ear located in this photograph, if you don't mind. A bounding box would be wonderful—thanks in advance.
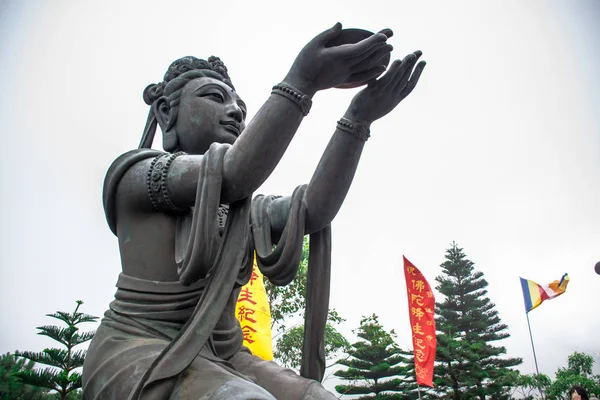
[154,96,179,152]
[154,96,172,132]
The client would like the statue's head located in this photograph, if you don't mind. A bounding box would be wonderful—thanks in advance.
[139,56,247,154]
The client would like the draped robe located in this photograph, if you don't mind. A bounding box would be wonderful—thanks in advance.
[82,144,333,400]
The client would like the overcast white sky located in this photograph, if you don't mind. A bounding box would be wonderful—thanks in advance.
[0,0,599,391]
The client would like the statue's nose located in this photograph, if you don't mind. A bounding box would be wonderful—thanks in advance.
[226,103,243,123]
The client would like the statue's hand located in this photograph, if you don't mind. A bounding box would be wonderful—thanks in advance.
[284,23,393,96]
[346,51,426,125]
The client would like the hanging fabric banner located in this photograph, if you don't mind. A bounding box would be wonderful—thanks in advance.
[403,256,436,387]
[236,254,273,360]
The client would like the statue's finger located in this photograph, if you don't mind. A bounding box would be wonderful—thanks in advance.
[346,42,387,65]
[373,59,403,90]
[392,52,422,92]
[400,61,426,98]
[333,33,388,59]
[349,44,393,73]
[346,65,387,86]
[377,28,394,39]
[317,22,343,44]
[375,54,411,93]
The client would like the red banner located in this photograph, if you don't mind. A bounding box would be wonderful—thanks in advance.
[403,256,436,387]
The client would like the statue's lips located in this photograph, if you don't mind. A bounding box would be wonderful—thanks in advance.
[220,121,241,136]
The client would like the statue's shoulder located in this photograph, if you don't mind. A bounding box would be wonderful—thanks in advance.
[102,149,164,235]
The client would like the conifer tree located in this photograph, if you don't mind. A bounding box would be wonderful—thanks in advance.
[397,348,428,399]
[0,353,49,399]
[14,301,98,400]
[334,314,416,399]
[433,243,521,399]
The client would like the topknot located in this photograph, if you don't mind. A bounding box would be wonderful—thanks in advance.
[163,56,232,84]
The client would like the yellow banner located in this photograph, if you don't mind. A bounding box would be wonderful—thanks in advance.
[235,254,273,360]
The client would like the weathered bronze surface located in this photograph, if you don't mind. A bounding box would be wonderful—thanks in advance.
[82,23,426,400]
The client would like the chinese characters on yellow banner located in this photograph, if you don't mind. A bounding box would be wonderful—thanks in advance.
[403,256,436,387]
[235,255,273,360]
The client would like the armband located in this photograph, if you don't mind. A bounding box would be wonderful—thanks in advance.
[146,152,189,214]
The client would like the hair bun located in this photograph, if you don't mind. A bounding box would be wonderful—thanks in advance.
[143,82,165,105]
[162,56,232,85]
[208,56,229,79]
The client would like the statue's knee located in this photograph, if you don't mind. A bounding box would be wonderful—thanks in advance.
[201,379,275,400]
[302,381,338,400]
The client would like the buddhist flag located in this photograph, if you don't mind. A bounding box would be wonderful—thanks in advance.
[235,254,273,360]
[520,273,570,313]
[403,256,436,388]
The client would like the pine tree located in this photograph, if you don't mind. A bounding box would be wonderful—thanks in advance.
[14,301,98,400]
[396,348,436,399]
[0,353,50,400]
[334,314,416,399]
[434,243,521,400]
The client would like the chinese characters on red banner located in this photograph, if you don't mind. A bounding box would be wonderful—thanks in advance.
[403,256,436,387]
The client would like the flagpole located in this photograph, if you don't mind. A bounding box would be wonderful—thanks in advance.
[417,385,422,399]
[525,312,540,376]
[526,312,545,400]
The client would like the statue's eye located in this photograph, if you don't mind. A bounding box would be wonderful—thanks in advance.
[203,92,224,102]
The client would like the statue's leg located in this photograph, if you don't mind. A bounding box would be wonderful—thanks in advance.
[228,349,338,400]
[169,354,276,400]
[197,380,276,400]
[82,323,171,400]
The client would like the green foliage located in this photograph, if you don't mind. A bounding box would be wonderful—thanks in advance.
[546,352,600,400]
[0,352,50,399]
[13,301,97,400]
[508,371,552,400]
[265,237,310,333]
[273,310,350,370]
[266,237,350,372]
[44,391,81,400]
[334,314,417,399]
[433,243,521,400]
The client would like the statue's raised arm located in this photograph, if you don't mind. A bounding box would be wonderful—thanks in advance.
[269,50,426,237]
[259,49,425,386]
[123,23,392,210]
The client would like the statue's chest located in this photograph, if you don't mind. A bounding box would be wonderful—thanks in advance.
[174,205,229,263]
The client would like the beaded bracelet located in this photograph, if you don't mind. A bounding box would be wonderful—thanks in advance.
[336,118,370,142]
[146,152,189,214]
[271,83,312,116]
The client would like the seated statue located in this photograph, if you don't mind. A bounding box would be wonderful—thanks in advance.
[81,23,426,400]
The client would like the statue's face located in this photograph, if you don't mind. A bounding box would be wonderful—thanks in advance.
[174,77,247,154]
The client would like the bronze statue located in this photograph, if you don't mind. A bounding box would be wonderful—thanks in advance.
[82,23,426,400]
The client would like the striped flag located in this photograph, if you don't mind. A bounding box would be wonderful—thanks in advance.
[519,273,570,313]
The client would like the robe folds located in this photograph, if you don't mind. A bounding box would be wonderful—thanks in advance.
[82,144,332,400]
